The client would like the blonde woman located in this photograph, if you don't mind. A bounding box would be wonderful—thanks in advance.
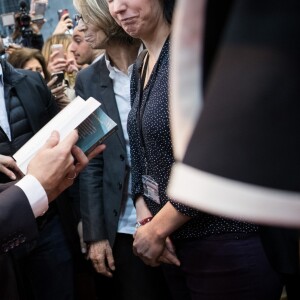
[72,0,171,299]
[42,34,78,100]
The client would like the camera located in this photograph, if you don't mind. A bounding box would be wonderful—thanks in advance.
[18,1,33,38]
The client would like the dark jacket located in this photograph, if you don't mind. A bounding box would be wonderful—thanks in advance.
[0,59,84,299]
[183,0,300,275]
[0,59,79,251]
[0,59,59,299]
[75,57,128,246]
[0,182,38,253]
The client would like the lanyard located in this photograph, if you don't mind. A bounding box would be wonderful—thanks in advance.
[136,52,151,174]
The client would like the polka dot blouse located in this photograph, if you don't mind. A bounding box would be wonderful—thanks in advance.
[128,37,258,240]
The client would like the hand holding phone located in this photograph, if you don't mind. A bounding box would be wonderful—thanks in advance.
[31,1,47,22]
[50,71,65,88]
[51,44,64,59]
[57,8,69,21]
[57,9,73,30]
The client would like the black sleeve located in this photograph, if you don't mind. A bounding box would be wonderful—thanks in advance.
[0,185,38,253]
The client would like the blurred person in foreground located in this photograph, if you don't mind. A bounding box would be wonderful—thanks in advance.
[168,0,300,299]
[72,0,171,299]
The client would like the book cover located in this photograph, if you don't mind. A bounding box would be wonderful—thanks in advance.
[13,96,117,174]
[76,107,118,155]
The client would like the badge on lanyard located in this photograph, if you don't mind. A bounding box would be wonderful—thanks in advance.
[142,175,160,204]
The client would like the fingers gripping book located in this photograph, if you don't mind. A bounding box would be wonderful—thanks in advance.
[13,96,118,174]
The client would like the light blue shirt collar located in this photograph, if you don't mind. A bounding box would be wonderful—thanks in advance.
[0,63,3,85]
[0,62,11,140]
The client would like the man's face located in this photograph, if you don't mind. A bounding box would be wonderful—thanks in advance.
[69,27,95,66]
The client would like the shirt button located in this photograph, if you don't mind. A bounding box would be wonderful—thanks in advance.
[120,154,125,161]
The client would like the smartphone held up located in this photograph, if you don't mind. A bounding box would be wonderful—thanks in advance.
[30,1,47,23]
[57,8,69,21]
[57,8,73,31]
[50,43,64,59]
[51,71,65,88]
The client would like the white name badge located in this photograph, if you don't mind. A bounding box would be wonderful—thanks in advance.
[142,175,160,204]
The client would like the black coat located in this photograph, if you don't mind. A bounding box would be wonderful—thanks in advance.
[75,57,128,247]
[169,0,300,276]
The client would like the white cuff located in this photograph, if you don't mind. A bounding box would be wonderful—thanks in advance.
[16,174,48,218]
[168,162,300,227]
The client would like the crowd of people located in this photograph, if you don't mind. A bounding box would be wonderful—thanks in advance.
[0,0,299,299]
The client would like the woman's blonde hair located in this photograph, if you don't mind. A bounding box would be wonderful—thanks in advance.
[73,0,136,45]
[42,34,72,65]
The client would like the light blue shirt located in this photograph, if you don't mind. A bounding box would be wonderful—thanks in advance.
[105,55,136,235]
[0,64,11,140]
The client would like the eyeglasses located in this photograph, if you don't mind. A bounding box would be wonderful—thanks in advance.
[74,14,86,24]
[73,14,80,26]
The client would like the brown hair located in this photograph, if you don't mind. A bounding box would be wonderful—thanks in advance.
[7,47,50,81]
[73,0,137,46]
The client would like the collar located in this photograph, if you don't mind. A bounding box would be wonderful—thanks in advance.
[0,63,3,85]
[105,44,144,76]
[0,59,26,87]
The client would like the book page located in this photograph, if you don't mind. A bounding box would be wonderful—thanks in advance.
[13,96,100,174]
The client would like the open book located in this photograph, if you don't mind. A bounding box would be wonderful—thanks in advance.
[13,96,118,174]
